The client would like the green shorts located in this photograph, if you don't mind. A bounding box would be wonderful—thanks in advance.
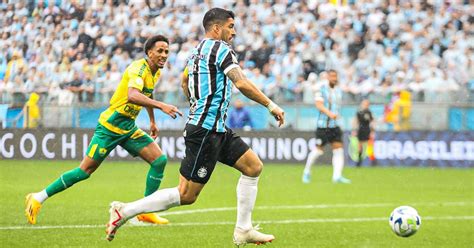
[85,123,154,162]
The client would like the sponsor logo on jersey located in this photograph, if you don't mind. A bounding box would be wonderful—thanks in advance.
[124,105,140,116]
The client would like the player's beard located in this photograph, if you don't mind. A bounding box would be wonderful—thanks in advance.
[221,31,234,43]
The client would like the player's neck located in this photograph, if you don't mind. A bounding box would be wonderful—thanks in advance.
[204,33,219,40]
[145,58,158,75]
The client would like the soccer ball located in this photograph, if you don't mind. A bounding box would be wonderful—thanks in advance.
[389,206,421,237]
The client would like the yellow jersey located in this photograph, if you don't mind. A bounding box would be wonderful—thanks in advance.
[98,58,161,134]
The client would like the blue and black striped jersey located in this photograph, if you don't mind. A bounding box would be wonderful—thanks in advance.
[315,83,342,128]
[185,39,239,132]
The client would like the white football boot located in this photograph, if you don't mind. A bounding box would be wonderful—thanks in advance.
[105,201,129,241]
[233,225,275,246]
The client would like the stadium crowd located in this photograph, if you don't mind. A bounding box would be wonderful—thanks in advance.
[0,0,473,107]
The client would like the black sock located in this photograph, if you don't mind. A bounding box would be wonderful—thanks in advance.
[356,151,363,167]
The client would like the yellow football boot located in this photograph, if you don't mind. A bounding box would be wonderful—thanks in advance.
[25,193,42,224]
[137,213,169,225]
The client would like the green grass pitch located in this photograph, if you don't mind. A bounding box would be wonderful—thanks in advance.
[0,160,473,247]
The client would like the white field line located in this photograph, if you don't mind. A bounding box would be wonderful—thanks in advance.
[160,201,473,216]
[0,216,472,230]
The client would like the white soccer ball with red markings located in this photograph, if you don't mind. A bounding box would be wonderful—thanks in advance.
[389,206,421,237]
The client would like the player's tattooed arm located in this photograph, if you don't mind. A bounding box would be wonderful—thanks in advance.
[226,67,270,106]
[226,66,247,84]
[226,67,285,126]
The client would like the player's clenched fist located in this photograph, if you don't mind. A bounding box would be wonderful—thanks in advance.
[267,101,285,127]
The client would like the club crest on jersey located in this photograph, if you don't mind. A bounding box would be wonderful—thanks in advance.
[197,167,207,178]
[99,148,107,155]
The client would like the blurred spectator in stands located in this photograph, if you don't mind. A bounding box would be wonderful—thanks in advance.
[21,92,41,129]
[347,35,365,62]
[0,0,471,107]
[6,75,27,105]
[0,53,7,82]
[4,50,25,83]
[384,90,412,131]
[64,71,84,102]
[381,47,402,73]
[392,71,408,93]
[408,72,425,102]
[228,99,253,131]
[81,73,95,102]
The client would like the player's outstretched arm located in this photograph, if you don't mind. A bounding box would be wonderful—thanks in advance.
[127,87,183,119]
[226,67,285,127]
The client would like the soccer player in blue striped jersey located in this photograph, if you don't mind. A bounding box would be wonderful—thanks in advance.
[302,70,351,184]
[105,8,285,245]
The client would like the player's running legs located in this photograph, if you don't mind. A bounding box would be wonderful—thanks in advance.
[25,129,168,225]
[232,149,275,245]
[105,175,197,241]
[302,147,323,183]
[25,157,96,224]
[331,142,351,184]
[105,150,274,245]
[135,141,169,224]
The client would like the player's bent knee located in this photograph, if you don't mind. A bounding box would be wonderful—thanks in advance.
[244,160,263,177]
[79,158,100,175]
[180,193,198,205]
[150,154,167,169]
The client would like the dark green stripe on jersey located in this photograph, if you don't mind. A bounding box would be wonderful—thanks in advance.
[107,111,136,130]
[143,87,153,94]
[138,63,147,77]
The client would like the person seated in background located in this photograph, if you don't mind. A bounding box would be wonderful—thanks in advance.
[228,99,253,130]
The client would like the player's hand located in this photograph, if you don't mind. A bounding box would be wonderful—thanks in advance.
[150,123,159,139]
[328,112,338,120]
[271,106,285,127]
[160,104,183,119]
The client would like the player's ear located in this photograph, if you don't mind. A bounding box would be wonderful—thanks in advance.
[213,23,221,34]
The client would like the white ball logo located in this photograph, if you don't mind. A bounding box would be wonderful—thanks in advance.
[197,167,207,178]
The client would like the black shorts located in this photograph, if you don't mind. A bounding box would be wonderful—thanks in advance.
[357,128,371,141]
[315,127,343,146]
[180,124,250,184]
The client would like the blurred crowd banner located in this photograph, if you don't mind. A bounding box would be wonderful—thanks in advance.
[1,129,472,167]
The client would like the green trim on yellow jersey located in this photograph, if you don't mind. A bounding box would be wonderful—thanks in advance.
[98,58,161,134]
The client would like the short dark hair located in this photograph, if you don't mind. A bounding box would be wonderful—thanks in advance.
[202,8,235,32]
[144,35,169,55]
[327,69,338,74]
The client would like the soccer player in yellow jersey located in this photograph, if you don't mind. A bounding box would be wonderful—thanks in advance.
[25,35,182,225]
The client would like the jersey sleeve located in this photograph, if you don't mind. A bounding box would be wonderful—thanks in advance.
[314,86,324,102]
[127,62,145,91]
[217,44,239,75]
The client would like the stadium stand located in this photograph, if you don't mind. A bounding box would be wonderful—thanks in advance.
[0,1,472,108]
